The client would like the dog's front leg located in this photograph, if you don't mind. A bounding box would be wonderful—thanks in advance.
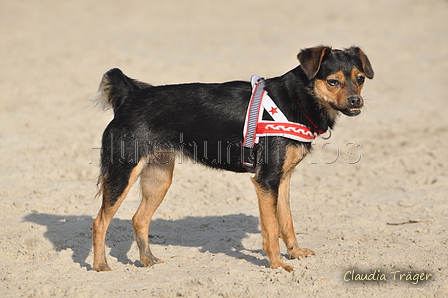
[252,144,314,272]
[251,177,293,272]
[277,145,315,261]
[277,168,315,261]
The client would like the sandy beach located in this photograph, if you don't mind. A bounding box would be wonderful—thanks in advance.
[1,0,448,296]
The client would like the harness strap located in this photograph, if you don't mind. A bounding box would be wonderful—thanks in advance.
[242,77,265,149]
[242,75,329,172]
[241,76,264,172]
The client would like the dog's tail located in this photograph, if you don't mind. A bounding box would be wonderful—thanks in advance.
[94,68,153,113]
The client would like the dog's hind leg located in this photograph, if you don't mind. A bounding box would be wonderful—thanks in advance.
[132,153,175,267]
[92,160,146,272]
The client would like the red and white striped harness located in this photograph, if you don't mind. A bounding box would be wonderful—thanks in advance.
[242,75,329,171]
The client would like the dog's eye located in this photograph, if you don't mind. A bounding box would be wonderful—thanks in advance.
[327,79,340,87]
[356,76,365,85]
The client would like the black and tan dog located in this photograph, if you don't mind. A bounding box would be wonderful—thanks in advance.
[92,46,373,272]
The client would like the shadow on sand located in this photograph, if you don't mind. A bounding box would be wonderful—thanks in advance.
[23,212,265,270]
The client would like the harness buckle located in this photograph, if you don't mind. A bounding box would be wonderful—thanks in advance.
[242,147,256,173]
[242,162,256,173]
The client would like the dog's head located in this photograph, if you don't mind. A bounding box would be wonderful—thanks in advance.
[298,46,374,117]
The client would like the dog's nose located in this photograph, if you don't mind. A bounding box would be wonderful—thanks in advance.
[348,96,361,107]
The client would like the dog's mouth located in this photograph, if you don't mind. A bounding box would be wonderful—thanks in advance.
[341,108,361,116]
[329,103,362,117]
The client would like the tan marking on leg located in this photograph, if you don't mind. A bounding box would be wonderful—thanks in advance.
[92,159,146,272]
[251,177,293,272]
[133,154,175,267]
[277,145,314,261]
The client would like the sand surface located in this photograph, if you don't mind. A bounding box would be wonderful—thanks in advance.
[1,0,448,297]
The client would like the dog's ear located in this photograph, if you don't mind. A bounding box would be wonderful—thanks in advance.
[351,47,374,79]
[297,46,331,80]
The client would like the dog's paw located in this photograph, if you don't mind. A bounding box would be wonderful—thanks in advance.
[269,260,294,272]
[141,255,164,267]
[94,264,112,272]
[281,264,294,272]
[288,247,315,259]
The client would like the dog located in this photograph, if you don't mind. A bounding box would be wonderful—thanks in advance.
[92,46,373,272]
